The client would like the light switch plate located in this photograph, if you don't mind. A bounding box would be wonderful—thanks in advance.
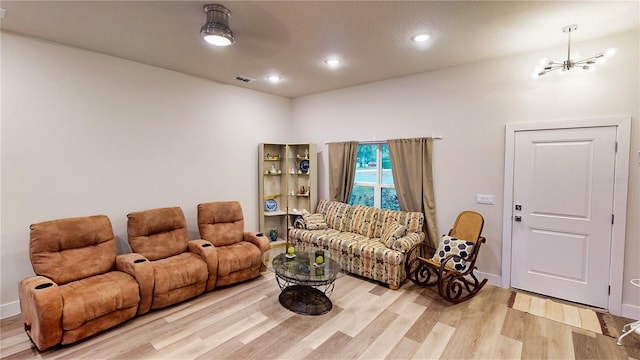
[476,194,495,205]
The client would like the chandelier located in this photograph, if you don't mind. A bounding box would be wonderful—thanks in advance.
[534,24,616,77]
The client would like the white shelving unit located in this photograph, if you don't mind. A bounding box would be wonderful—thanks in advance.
[259,143,317,247]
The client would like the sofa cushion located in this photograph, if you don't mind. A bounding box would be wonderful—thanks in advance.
[380,221,407,248]
[197,201,245,247]
[216,242,262,277]
[317,200,352,231]
[374,209,424,238]
[346,205,380,237]
[431,235,475,271]
[127,207,189,261]
[29,215,117,285]
[150,252,208,305]
[59,271,140,331]
[303,213,329,230]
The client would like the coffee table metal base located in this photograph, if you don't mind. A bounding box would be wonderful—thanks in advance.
[278,285,332,315]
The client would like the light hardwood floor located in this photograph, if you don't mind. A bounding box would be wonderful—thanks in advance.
[1,273,639,359]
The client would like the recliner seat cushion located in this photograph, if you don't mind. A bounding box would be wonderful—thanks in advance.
[59,272,140,330]
[150,252,208,307]
[216,242,262,278]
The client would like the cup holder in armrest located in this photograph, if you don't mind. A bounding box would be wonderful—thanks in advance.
[202,243,212,248]
[256,233,264,237]
[35,283,53,290]
[133,259,147,264]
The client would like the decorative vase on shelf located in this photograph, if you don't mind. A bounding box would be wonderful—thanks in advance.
[269,229,278,242]
[269,165,277,174]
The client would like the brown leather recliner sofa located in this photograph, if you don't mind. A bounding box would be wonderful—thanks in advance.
[197,201,270,286]
[18,215,148,351]
[126,206,218,312]
[19,204,267,351]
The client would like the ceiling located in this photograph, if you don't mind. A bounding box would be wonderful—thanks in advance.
[1,1,638,98]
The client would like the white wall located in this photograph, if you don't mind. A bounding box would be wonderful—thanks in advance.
[291,30,640,312]
[0,33,291,314]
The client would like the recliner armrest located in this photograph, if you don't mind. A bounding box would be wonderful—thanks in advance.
[18,275,63,351]
[244,232,270,272]
[116,253,154,315]
[244,232,270,253]
[188,239,218,292]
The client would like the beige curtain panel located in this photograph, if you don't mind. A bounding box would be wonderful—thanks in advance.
[388,137,438,247]
[327,141,359,203]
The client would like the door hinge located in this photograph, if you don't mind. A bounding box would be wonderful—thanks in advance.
[608,285,611,295]
[615,141,618,152]
[612,214,615,224]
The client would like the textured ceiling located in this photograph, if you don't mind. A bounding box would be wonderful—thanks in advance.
[1,1,638,98]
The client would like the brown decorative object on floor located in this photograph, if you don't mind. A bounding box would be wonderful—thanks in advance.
[507,290,611,336]
[405,210,487,303]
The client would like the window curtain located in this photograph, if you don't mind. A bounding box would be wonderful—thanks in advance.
[388,137,438,247]
[327,141,359,203]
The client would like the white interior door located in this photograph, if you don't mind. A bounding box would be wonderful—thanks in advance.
[511,126,617,309]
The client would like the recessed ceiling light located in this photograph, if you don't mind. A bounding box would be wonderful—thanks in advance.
[268,75,282,83]
[324,58,342,67]
[412,33,431,43]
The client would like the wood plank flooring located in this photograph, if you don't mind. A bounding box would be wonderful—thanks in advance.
[1,272,639,359]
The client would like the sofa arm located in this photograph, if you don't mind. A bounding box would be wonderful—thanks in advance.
[293,218,307,229]
[188,240,218,292]
[18,276,63,351]
[116,253,154,316]
[244,232,270,253]
[244,232,270,271]
[392,232,426,253]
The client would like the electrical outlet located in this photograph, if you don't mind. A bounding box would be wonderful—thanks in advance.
[476,194,495,205]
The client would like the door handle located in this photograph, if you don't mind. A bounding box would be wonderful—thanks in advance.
[514,216,522,222]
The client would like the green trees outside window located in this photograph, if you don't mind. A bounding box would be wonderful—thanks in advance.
[349,144,400,210]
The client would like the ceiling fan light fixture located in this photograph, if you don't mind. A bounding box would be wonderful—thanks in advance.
[533,24,615,77]
[201,4,234,47]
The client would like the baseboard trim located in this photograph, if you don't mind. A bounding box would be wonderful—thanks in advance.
[621,303,640,321]
[476,271,501,287]
[1,300,20,320]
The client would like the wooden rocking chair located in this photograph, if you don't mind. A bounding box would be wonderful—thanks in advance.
[405,211,487,303]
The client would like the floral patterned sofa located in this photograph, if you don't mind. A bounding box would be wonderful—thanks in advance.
[289,199,425,289]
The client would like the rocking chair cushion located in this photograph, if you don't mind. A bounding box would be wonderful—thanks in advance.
[380,221,407,248]
[431,235,475,271]
[302,213,329,230]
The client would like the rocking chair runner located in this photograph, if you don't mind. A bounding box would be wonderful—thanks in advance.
[405,211,487,303]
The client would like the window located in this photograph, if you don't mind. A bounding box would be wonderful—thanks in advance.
[349,143,400,210]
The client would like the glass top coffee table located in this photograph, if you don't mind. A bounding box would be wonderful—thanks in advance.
[263,245,344,315]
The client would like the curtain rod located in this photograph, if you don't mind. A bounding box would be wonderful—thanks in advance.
[325,135,443,145]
